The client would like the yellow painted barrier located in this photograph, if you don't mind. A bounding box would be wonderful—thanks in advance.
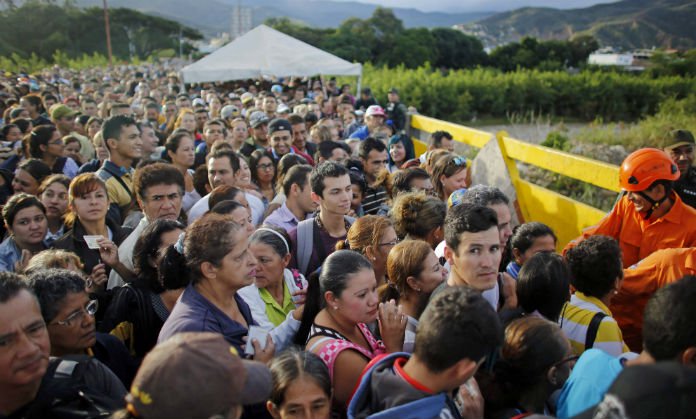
[411,115,491,149]
[500,135,621,193]
[409,115,619,248]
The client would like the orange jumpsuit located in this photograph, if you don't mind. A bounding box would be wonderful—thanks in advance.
[611,247,696,352]
[563,192,696,268]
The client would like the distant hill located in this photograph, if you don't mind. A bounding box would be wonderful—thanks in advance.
[74,0,491,36]
[459,0,696,50]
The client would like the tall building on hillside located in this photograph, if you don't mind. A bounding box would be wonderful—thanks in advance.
[231,4,252,39]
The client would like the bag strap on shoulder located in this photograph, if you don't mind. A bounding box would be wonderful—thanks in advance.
[585,312,608,350]
[297,218,314,276]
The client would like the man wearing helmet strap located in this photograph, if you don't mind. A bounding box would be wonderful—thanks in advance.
[564,148,696,267]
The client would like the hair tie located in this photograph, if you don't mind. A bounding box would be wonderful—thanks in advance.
[174,232,185,255]
[256,227,290,254]
[343,238,351,250]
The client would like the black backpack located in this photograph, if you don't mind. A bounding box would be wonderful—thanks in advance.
[23,357,120,419]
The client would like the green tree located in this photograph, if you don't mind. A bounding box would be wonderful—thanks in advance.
[431,28,487,69]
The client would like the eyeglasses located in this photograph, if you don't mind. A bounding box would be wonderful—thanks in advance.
[258,163,274,171]
[52,300,99,327]
[378,238,401,247]
[552,355,579,369]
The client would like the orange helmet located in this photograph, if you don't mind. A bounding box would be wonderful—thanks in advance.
[619,148,680,192]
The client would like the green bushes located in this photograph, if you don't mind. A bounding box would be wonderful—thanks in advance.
[361,64,696,123]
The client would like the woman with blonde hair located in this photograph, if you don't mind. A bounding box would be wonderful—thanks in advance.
[336,215,398,285]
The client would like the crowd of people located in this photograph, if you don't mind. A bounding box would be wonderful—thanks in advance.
[0,64,695,419]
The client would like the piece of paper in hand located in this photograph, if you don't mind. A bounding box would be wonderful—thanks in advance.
[244,326,269,356]
[83,235,104,250]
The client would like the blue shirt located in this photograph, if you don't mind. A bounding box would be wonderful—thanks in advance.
[157,284,256,354]
[0,236,21,272]
[556,349,631,418]
[264,202,301,233]
[349,125,370,140]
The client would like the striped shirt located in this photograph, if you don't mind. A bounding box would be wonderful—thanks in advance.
[559,292,629,357]
[362,184,388,215]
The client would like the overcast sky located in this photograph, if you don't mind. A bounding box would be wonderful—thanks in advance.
[329,0,619,12]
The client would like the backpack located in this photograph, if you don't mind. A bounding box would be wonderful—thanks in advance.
[296,215,355,276]
[24,357,121,419]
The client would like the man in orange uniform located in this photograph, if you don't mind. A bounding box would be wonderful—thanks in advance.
[612,247,696,352]
[564,148,696,267]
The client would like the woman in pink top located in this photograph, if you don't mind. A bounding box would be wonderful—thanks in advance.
[296,250,406,416]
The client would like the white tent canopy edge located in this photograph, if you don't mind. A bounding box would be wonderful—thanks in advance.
[180,24,362,91]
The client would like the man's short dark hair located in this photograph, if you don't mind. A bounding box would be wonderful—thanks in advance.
[565,235,622,298]
[102,114,137,151]
[310,161,349,198]
[444,203,499,252]
[282,164,312,197]
[29,269,86,324]
[304,113,318,125]
[461,185,509,207]
[133,163,185,201]
[287,114,304,126]
[208,149,240,173]
[429,130,452,148]
[317,141,348,161]
[0,272,32,303]
[359,137,387,160]
[643,275,696,361]
[391,167,430,196]
[415,287,502,373]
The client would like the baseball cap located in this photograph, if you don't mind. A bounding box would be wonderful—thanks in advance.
[388,87,399,95]
[126,332,271,419]
[249,111,270,128]
[277,104,290,114]
[240,92,254,104]
[662,129,695,151]
[50,104,78,120]
[268,118,292,135]
[192,98,206,108]
[573,362,696,419]
[271,84,283,93]
[220,104,240,119]
[365,105,386,117]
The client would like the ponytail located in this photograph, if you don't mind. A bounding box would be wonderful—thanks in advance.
[378,282,400,303]
[294,270,322,345]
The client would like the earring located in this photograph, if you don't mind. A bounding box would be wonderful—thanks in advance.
[333,306,338,310]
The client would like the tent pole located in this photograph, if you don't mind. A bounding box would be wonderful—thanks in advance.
[357,74,362,96]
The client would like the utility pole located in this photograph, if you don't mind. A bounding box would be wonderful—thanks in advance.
[103,0,113,66]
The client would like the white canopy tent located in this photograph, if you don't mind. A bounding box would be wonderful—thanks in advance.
[181,24,362,89]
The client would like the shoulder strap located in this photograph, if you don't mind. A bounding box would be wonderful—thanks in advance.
[585,312,608,350]
[101,164,134,202]
[297,218,314,276]
[53,157,68,174]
